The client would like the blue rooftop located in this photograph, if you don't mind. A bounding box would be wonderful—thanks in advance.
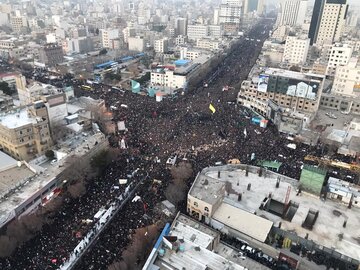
[174,59,190,66]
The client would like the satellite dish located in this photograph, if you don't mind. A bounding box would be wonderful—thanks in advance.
[17,161,22,167]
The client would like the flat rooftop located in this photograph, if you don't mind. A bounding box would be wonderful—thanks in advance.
[264,68,325,82]
[192,165,360,261]
[1,109,38,129]
[0,165,35,197]
[154,214,247,270]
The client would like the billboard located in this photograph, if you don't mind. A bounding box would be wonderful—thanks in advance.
[258,74,269,93]
[266,75,320,100]
[285,79,319,100]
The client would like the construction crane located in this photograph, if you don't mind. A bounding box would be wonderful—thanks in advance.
[304,155,360,173]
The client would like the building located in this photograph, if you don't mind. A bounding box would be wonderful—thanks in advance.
[180,47,202,60]
[154,38,169,53]
[277,0,308,26]
[238,68,325,116]
[218,0,242,26]
[320,93,360,115]
[100,29,119,49]
[332,58,360,96]
[142,213,267,270]
[327,177,360,207]
[10,16,28,32]
[175,35,187,45]
[208,25,222,38]
[150,66,187,89]
[308,0,348,45]
[326,43,353,76]
[282,35,310,65]
[67,37,94,54]
[186,164,360,264]
[42,93,68,127]
[128,36,145,52]
[0,102,52,161]
[187,24,209,41]
[176,17,188,36]
[196,38,220,51]
[38,44,64,66]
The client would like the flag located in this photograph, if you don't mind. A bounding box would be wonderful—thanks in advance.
[209,104,216,114]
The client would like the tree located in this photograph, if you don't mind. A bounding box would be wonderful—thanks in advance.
[0,81,13,96]
[99,48,108,55]
[45,150,55,159]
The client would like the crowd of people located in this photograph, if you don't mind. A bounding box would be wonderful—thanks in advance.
[0,19,350,270]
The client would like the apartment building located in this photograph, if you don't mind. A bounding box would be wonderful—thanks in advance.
[196,38,220,51]
[308,0,348,45]
[326,43,353,76]
[277,0,308,26]
[282,35,310,65]
[38,44,64,66]
[154,38,169,53]
[187,25,209,41]
[218,1,242,25]
[100,29,119,49]
[332,58,360,97]
[10,16,28,32]
[208,25,222,38]
[0,102,52,161]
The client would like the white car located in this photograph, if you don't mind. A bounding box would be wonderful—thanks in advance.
[50,159,58,165]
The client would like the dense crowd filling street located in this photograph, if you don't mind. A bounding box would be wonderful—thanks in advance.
[0,19,355,270]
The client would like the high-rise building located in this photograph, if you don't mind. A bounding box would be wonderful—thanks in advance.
[218,0,242,25]
[277,0,308,27]
[176,18,188,36]
[308,0,348,45]
[154,38,169,53]
[38,44,64,66]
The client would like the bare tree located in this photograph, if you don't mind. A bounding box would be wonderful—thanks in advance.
[0,236,18,257]
[67,179,86,198]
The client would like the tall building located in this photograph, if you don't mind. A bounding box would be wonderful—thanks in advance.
[283,35,310,65]
[277,0,308,26]
[326,43,353,76]
[218,0,242,25]
[176,18,188,36]
[308,0,348,45]
[38,44,64,66]
[100,29,119,49]
[154,38,169,53]
[257,0,265,15]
